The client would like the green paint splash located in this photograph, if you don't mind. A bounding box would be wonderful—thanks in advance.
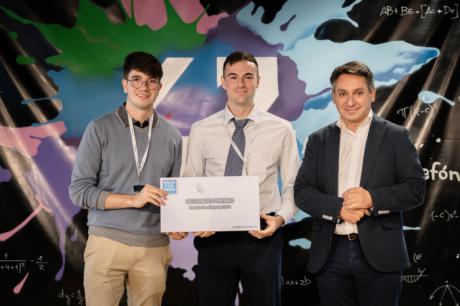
[1,0,205,75]
[0,24,30,65]
[16,55,35,64]
[0,23,18,39]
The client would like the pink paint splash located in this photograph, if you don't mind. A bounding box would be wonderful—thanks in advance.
[197,12,228,34]
[0,122,74,282]
[0,121,66,158]
[169,0,205,23]
[0,121,65,242]
[0,195,52,241]
[123,0,167,30]
[13,273,29,294]
[121,0,228,34]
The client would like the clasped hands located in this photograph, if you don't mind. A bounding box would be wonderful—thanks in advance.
[340,187,373,224]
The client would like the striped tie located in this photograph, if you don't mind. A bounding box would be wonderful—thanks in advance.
[224,119,249,176]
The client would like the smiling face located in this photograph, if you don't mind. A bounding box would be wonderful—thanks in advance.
[122,69,162,112]
[332,73,376,132]
[221,60,260,109]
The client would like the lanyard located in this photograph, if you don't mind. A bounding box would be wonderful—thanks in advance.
[230,140,245,162]
[128,113,153,181]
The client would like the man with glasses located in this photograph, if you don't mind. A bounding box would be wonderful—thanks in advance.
[70,51,184,306]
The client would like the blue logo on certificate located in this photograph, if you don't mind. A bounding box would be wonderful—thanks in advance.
[162,179,177,194]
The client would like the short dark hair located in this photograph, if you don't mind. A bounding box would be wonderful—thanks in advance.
[330,61,374,91]
[223,51,259,75]
[123,51,163,80]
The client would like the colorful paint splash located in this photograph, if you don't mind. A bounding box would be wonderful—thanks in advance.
[1,0,206,75]
[0,0,444,298]
[121,0,228,34]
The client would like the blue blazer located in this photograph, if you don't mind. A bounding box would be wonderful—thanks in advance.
[294,116,426,273]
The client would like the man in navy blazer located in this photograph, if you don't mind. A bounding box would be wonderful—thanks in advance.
[294,61,425,306]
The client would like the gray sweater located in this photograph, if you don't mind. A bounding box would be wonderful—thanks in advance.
[69,105,182,247]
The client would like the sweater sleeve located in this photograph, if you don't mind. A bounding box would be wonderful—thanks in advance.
[170,131,183,177]
[69,121,107,210]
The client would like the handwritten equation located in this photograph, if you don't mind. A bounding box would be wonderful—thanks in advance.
[429,281,460,305]
[0,253,48,274]
[431,209,459,223]
[402,268,429,284]
[413,252,423,263]
[397,105,432,119]
[58,288,85,306]
[281,275,312,287]
[380,4,459,19]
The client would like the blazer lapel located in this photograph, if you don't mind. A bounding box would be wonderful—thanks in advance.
[325,124,340,195]
[360,116,388,186]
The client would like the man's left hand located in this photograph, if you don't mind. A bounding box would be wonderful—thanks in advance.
[343,187,373,210]
[249,214,284,239]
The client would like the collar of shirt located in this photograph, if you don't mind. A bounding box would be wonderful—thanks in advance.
[336,110,373,134]
[223,104,260,125]
[116,103,159,129]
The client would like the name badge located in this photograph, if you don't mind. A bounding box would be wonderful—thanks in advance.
[133,184,145,194]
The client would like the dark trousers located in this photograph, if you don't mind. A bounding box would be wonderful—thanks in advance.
[194,231,282,306]
[316,236,402,306]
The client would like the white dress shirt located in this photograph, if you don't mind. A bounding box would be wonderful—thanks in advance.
[184,105,300,222]
[335,111,373,235]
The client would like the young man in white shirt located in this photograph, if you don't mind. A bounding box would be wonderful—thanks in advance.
[184,51,300,306]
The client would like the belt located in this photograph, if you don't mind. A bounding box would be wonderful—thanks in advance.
[335,233,359,241]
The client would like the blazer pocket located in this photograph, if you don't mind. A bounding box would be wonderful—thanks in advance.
[379,215,403,229]
[312,220,324,231]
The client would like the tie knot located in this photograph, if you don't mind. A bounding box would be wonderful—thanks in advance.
[233,119,249,129]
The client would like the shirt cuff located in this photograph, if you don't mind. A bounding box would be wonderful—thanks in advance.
[96,191,110,210]
[275,210,292,226]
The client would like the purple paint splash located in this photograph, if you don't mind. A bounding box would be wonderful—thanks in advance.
[156,86,226,135]
[268,55,309,121]
[156,15,309,135]
[0,122,80,281]
[0,167,12,182]
[209,16,309,121]
[27,137,79,280]
[169,235,197,280]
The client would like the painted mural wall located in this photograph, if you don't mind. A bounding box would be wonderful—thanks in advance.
[0,0,459,305]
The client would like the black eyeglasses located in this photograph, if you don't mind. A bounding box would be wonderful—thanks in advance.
[125,78,160,90]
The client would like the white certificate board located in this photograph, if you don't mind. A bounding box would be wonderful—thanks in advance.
[160,176,260,232]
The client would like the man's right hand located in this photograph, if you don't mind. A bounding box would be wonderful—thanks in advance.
[194,231,215,238]
[339,207,369,224]
[130,184,168,208]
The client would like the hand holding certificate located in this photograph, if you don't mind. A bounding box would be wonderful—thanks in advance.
[160,176,260,232]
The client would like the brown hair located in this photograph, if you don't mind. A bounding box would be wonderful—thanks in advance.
[123,51,163,80]
[223,51,259,76]
[330,61,374,91]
